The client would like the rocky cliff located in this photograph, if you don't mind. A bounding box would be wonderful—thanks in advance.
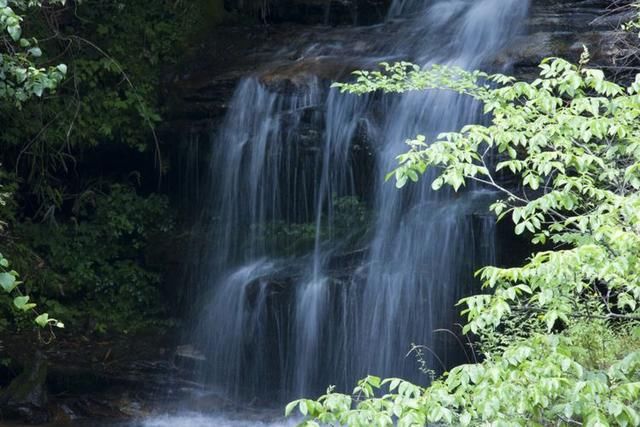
[165,0,634,131]
[507,0,636,78]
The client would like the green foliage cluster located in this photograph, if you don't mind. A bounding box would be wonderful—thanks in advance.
[0,0,206,333]
[257,196,369,257]
[1,0,204,208]
[287,52,640,426]
[0,0,67,105]
[0,251,63,329]
[0,0,69,330]
[1,185,173,333]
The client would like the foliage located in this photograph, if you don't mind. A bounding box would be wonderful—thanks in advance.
[609,0,640,78]
[1,185,173,333]
[0,0,205,210]
[0,0,67,105]
[0,251,63,329]
[287,52,640,425]
[622,1,640,35]
[0,0,208,333]
[331,195,370,241]
[258,196,369,256]
[0,0,69,330]
[288,329,640,427]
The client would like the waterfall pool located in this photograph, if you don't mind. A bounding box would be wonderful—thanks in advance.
[27,409,298,427]
[135,411,297,427]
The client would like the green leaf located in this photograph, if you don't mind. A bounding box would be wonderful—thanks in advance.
[431,177,444,190]
[285,400,298,417]
[459,412,472,426]
[0,272,17,293]
[15,68,27,84]
[32,83,43,97]
[368,375,381,388]
[624,407,640,426]
[12,295,36,311]
[35,313,49,328]
[8,25,22,42]
[28,47,42,57]
[299,400,308,416]
[545,311,558,332]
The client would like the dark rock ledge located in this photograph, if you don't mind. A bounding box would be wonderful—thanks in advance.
[0,331,216,425]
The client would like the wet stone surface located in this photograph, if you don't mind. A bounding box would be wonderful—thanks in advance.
[0,331,216,425]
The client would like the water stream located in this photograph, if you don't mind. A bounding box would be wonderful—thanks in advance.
[186,0,530,421]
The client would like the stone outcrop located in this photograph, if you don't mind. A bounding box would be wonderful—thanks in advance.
[162,21,388,127]
[161,1,630,235]
[0,352,49,424]
[506,0,636,79]
[225,0,391,25]
[0,332,208,425]
[165,0,630,131]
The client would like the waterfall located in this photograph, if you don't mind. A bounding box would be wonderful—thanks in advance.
[191,0,530,402]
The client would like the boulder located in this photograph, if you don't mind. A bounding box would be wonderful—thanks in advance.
[258,56,361,92]
[505,0,637,78]
[0,352,49,424]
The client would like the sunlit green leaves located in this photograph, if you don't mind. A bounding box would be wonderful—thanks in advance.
[0,271,17,292]
[13,295,35,311]
[289,333,640,426]
[290,53,640,426]
[1,251,63,328]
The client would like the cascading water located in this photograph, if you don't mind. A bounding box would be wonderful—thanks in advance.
[190,0,530,407]
[352,0,529,381]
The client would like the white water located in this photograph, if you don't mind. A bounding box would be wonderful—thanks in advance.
[140,413,297,427]
[188,0,530,413]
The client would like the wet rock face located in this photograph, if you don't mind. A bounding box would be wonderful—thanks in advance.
[506,0,635,78]
[166,0,626,128]
[162,0,627,235]
[163,21,389,125]
[0,353,49,424]
[257,56,361,93]
[225,0,391,25]
[0,332,206,425]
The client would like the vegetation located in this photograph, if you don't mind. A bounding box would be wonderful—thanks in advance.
[4,1,640,425]
[286,51,640,426]
[622,1,640,35]
[0,0,210,333]
[3,185,173,333]
[1,0,69,330]
[258,196,369,257]
[0,0,67,105]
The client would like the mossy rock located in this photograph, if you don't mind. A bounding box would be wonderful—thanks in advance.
[0,352,49,423]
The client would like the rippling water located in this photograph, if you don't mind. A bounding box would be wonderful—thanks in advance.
[190,0,529,401]
[137,412,297,427]
[30,410,297,427]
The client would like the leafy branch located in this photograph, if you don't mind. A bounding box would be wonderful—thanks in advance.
[290,51,640,426]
